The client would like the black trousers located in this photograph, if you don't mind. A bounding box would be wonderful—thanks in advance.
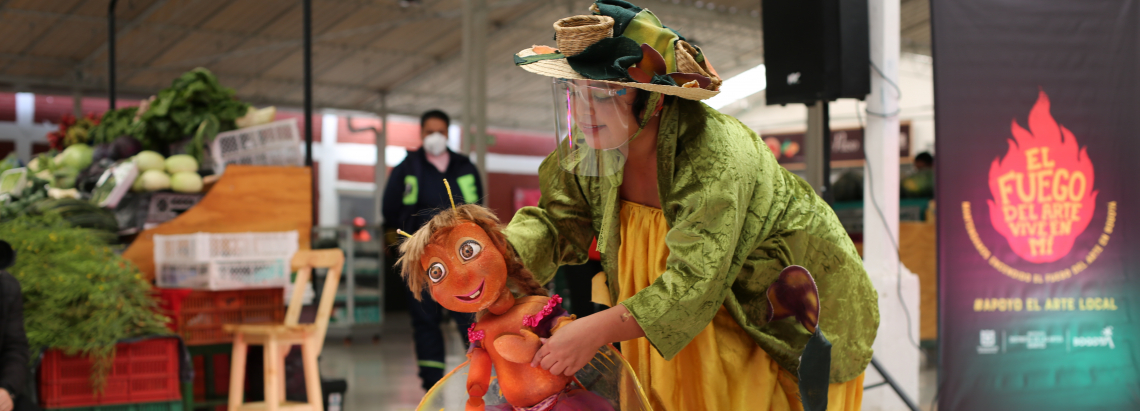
[406,288,474,391]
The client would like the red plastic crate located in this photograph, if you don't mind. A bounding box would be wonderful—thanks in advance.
[39,338,181,409]
[159,288,284,346]
[191,353,231,400]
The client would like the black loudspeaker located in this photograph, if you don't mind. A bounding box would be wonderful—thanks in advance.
[762,0,870,105]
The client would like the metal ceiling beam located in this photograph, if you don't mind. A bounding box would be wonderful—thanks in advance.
[192,2,303,93]
[373,0,762,108]
[0,53,77,65]
[74,0,170,71]
[0,8,103,23]
[120,0,542,76]
[308,0,448,83]
[374,0,551,102]
[0,1,87,73]
[0,73,153,98]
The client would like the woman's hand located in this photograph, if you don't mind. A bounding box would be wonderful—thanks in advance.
[531,318,603,376]
[530,304,645,377]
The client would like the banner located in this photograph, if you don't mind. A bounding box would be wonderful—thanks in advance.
[933,1,1140,410]
[760,124,910,167]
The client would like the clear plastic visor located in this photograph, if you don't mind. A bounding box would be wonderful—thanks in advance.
[552,78,640,176]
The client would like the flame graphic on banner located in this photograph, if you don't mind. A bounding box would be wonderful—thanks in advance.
[987,90,1098,263]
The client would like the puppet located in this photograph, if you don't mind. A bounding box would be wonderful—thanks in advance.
[398,185,624,411]
[398,183,829,411]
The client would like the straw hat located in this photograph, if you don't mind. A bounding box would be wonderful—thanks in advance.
[514,0,721,101]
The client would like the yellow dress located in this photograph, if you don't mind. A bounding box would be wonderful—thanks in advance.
[616,200,865,411]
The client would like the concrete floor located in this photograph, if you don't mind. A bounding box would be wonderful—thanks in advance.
[317,312,940,411]
[319,312,468,411]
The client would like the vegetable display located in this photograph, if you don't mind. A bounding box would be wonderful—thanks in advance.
[0,175,48,220]
[0,215,169,390]
[46,114,101,151]
[89,107,142,145]
[129,151,202,194]
[89,68,248,163]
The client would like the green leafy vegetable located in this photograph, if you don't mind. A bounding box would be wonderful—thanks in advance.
[89,107,143,145]
[88,68,249,163]
[0,215,169,391]
[139,68,248,162]
[1,175,49,220]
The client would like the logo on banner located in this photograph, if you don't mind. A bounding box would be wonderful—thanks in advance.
[1073,326,1115,349]
[961,89,1118,283]
[1008,330,1064,350]
[977,330,999,354]
[987,90,1097,263]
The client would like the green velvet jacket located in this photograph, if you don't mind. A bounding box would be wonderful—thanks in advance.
[503,98,879,384]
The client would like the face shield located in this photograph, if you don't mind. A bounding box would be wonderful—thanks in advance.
[551,78,642,177]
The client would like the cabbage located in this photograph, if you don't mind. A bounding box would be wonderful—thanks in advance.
[135,151,165,172]
[59,144,94,170]
[139,170,171,192]
[131,172,146,192]
[165,155,199,174]
[171,171,203,193]
[53,168,79,189]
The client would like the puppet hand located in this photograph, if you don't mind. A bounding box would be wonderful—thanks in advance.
[531,318,603,377]
[494,330,542,363]
[465,396,485,411]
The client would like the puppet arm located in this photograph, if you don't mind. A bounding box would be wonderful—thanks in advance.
[466,346,492,411]
[493,330,542,363]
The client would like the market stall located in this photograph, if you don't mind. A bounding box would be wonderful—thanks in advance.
[0,63,337,411]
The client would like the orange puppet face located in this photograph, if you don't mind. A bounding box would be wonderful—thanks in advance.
[420,222,508,313]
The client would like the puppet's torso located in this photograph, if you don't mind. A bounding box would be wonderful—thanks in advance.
[471,295,573,407]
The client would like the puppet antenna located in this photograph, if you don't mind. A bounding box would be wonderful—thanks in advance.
[396,229,414,239]
[444,179,457,213]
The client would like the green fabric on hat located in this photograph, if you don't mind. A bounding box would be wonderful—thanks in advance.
[650,73,677,86]
[514,52,566,66]
[567,36,643,80]
[594,0,642,36]
[667,27,686,42]
[619,9,678,73]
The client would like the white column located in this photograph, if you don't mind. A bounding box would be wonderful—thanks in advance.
[464,0,489,204]
[864,0,901,273]
[319,113,340,228]
[15,92,36,161]
[861,0,920,410]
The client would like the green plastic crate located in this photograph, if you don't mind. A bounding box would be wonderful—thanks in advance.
[355,304,381,323]
[50,400,184,411]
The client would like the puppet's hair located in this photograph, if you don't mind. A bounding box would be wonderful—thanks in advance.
[397,203,547,300]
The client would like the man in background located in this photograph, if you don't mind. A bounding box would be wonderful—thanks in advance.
[381,110,484,391]
[902,151,935,198]
[0,240,29,411]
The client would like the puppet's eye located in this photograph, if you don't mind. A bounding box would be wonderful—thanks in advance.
[428,262,447,283]
[458,240,483,261]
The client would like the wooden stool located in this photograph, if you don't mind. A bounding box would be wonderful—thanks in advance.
[226,249,344,411]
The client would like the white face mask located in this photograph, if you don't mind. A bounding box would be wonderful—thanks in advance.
[423,132,448,156]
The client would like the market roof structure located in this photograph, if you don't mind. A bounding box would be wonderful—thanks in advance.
[0,0,931,132]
